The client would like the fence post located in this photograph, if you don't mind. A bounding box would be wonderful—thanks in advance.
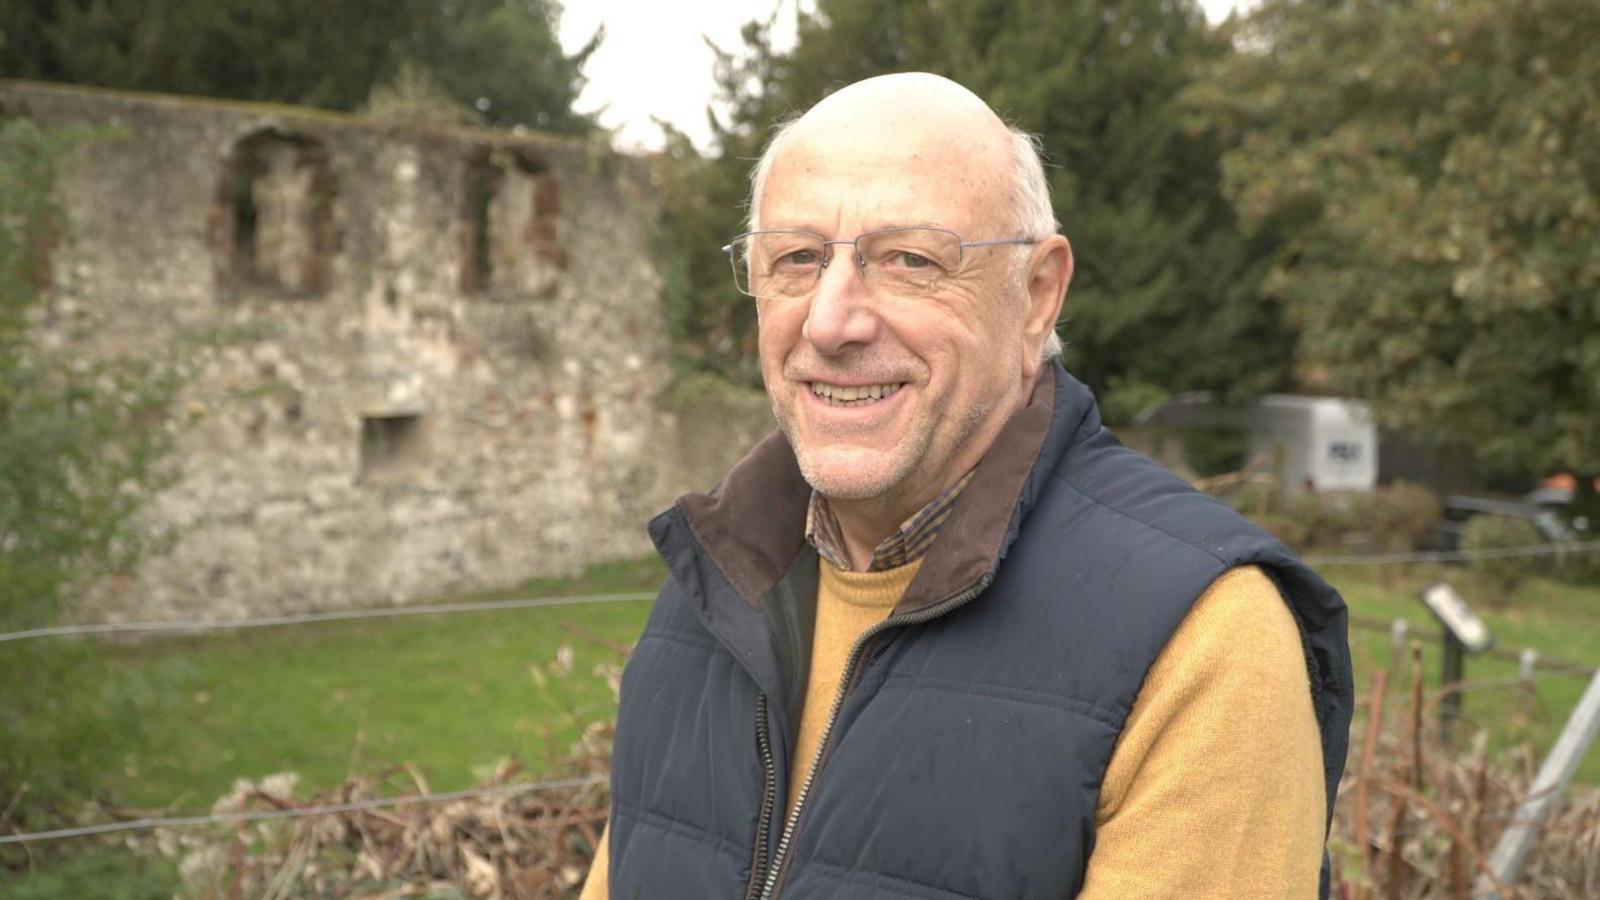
[1418,583,1492,746]
[1518,648,1538,684]
[1441,630,1466,744]
[1389,617,1409,678]
[1518,648,1539,720]
[1474,667,1600,898]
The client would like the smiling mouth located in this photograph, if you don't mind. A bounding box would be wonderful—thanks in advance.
[808,381,906,407]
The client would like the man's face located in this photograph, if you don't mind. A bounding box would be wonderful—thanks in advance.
[755,114,1034,511]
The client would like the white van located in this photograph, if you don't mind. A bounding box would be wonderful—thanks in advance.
[1244,396,1377,493]
[1137,394,1378,494]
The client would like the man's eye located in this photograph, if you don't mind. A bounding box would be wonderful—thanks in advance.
[774,249,820,269]
[879,248,940,272]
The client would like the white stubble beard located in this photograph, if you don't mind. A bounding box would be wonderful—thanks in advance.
[774,380,995,510]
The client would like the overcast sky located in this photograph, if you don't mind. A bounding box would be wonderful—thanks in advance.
[557,0,1257,152]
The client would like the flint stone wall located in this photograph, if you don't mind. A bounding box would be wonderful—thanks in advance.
[1,81,773,622]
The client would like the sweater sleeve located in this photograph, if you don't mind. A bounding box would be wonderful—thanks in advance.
[1076,565,1327,899]
[578,821,609,900]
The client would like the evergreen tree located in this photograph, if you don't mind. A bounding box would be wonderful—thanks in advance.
[658,0,1294,416]
[0,0,597,132]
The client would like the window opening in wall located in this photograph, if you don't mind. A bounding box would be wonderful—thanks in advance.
[225,130,339,297]
[461,148,563,298]
[233,162,260,269]
[360,413,424,475]
[461,156,501,294]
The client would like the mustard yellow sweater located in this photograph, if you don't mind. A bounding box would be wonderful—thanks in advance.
[581,563,1325,898]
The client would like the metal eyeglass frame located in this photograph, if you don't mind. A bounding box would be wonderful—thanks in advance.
[721,226,1037,297]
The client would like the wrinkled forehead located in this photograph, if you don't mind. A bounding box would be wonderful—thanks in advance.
[759,99,1014,235]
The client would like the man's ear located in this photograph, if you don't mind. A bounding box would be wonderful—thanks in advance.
[1020,235,1073,381]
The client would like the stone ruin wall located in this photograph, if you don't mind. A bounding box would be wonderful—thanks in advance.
[0,81,774,622]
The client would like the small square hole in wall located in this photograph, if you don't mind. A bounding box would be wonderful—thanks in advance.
[360,413,424,475]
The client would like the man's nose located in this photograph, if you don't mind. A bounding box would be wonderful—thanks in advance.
[801,248,878,355]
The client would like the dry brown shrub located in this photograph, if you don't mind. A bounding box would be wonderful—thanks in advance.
[165,723,611,900]
[1332,650,1600,899]
[163,637,621,899]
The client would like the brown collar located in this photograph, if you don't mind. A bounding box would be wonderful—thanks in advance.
[675,372,1058,616]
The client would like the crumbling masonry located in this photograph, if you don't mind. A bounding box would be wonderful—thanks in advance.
[1,81,772,621]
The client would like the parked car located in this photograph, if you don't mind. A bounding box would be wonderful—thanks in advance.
[1425,495,1579,553]
[1522,473,1596,534]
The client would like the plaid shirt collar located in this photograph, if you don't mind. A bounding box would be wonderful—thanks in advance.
[805,470,977,572]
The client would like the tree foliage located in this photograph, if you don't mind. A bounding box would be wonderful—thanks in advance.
[1192,0,1600,476]
[0,121,178,833]
[0,0,597,132]
[658,0,1295,412]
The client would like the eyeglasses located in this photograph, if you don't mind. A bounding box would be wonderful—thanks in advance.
[721,226,1036,300]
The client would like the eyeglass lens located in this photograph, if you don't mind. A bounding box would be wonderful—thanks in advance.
[730,228,964,298]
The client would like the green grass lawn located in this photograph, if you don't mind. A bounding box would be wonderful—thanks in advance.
[83,558,1600,811]
[99,557,668,814]
[1,846,177,900]
[7,556,1597,896]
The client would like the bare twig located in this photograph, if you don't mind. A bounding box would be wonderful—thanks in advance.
[1356,669,1388,900]
[558,619,632,657]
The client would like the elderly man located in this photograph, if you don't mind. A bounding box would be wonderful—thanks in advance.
[582,73,1351,899]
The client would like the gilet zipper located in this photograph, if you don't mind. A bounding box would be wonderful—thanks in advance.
[748,573,994,900]
[743,692,778,900]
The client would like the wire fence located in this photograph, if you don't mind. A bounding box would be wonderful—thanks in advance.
[1,592,638,848]
[5,542,1598,851]
[1347,614,1597,678]
[0,774,607,846]
[2,541,1596,646]
[1302,539,1600,567]
[0,591,655,645]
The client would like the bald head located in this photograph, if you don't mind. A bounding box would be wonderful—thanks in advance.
[751,73,1019,234]
[791,73,1013,174]
[806,71,999,122]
